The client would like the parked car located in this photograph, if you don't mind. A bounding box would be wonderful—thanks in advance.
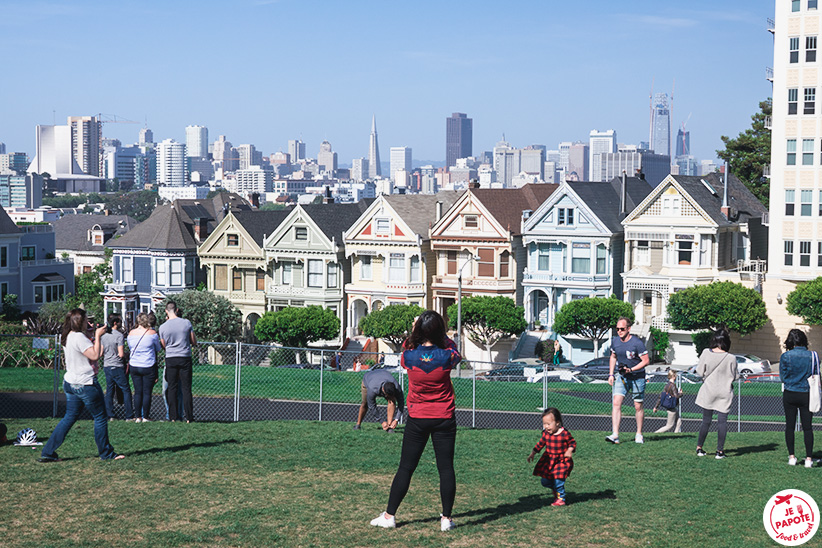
[576,356,610,371]
[478,364,532,382]
[686,354,771,380]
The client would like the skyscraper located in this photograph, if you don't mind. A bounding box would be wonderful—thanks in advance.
[446,112,472,168]
[288,139,306,163]
[139,127,153,145]
[185,125,208,158]
[351,158,369,181]
[675,128,690,157]
[236,144,259,170]
[493,140,518,188]
[156,139,187,186]
[588,129,617,181]
[568,142,589,180]
[652,93,671,158]
[67,115,102,176]
[318,141,337,174]
[368,115,381,179]
[390,146,412,184]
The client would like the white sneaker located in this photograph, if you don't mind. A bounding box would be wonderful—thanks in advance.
[805,458,814,469]
[440,515,455,531]
[605,434,620,444]
[788,456,798,466]
[635,434,644,444]
[370,512,395,529]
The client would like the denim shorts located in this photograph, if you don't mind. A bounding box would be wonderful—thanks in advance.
[613,374,646,402]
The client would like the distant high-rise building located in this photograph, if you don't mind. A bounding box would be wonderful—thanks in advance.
[352,158,369,181]
[139,128,153,145]
[231,165,274,195]
[588,129,617,182]
[599,150,670,187]
[446,112,472,168]
[0,143,5,155]
[0,153,29,175]
[652,93,671,158]
[236,144,259,171]
[368,116,381,179]
[68,115,102,176]
[318,141,337,174]
[0,173,43,209]
[390,146,412,184]
[675,128,690,157]
[28,124,78,176]
[568,142,589,181]
[493,140,519,188]
[288,139,305,163]
[520,146,545,179]
[185,125,208,158]
[156,139,187,186]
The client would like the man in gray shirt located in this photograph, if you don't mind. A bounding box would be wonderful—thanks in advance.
[354,369,404,431]
[158,301,197,422]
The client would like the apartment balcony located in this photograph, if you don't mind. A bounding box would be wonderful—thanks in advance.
[104,283,137,294]
[21,258,73,268]
[523,271,611,286]
[18,224,54,234]
[432,275,516,292]
[764,115,772,130]
[767,17,775,34]
[763,164,771,178]
[766,67,773,82]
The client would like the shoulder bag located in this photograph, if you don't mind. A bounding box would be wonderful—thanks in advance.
[809,351,821,414]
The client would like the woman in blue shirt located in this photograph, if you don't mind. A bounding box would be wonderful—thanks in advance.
[127,313,162,422]
[779,329,815,468]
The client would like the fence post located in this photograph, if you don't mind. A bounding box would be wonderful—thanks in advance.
[234,342,241,422]
[319,349,324,422]
[542,363,548,411]
[472,361,476,428]
[53,334,60,418]
[737,377,741,433]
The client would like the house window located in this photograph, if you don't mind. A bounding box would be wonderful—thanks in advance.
[308,259,323,287]
[571,242,590,274]
[818,242,822,267]
[596,244,607,274]
[804,139,815,165]
[93,233,104,245]
[35,283,65,304]
[811,0,819,9]
[34,286,42,303]
[500,251,510,278]
[699,235,713,266]
[477,248,495,277]
[232,269,243,291]
[786,189,796,216]
[170,259,183,286]
[410,255,421,283]
[0,283,7,303]
[557,208,574,226]
[360,256,372,280]
[215,265,228,290]
[785,241,794,266]
[21,246,35,261]
[676,240,693,265]
[805,88,816,114]
[256,269,266,291]
[295,227,308,240]
[282,262,292,285]
[789,88,798,114]
[791,36,800,62]
[122,257,133,283]
[787,140,797,165]
[185,258,194,286]
[447,250,457,275]
[83,266,91,274]
[635,240,650,265]
[327,262,338,288]
[0,246,6,268]
[155,259,166,285]
[662,196,681,216]
[464,215,479,229]
[793,0,801,10]
[808,36,818,61]
[801,189,813,215]
[226,234,239,247]
[561,243,567,272]
[388,254,405,282]
[376,218,390,233]
[537,244,550,270]
[800,240,812,266]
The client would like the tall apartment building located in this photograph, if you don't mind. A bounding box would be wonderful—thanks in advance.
[0,153,28,175]
[230,165,274,195]
[368,116,381,179]
[139,127,154,145]
[568,142,589,181]
[390,146,412,184]
[651,93,671,158]
[675,128,690,157]
[288,139,306,163]
[588,130,617,181]
[351,158,369,181]
[156,139,187,186]
[599,149,670,187]
[446,112,472,168]
[520,146,545,179]
[318,141,338,174]
[236,144,259,171]
[185,125,208,158]
[68,115,102,176]
[493,140,519,187]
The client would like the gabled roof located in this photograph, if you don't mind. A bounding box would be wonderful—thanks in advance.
[469,183,559,235]
[231,209,293,246]
[667,173,767,225]
[568,177,655,233]
[384,192,463,237]
[0,207,21,235]
[300,199,374,243]
[52,214,139,251]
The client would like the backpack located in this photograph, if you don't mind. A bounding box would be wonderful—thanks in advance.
[660,386,677,411]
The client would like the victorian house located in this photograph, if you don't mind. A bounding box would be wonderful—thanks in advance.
[53,214,138,275]
[264,200,373,345]
[343,192,461,338]
[621,172,768,365]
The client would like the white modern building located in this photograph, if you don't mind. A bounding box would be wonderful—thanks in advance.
[318,141,338,174]
[158,185,210,201]
[185,125,208,158]
[138,127,153,145]
[157,139,187,186]
[588,129,617,182]
[229,165,274,195]
[390,146,412,184]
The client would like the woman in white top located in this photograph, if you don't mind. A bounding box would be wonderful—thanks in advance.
[40,309,125,462]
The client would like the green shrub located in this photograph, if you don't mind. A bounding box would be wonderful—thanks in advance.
[692,331,712,356]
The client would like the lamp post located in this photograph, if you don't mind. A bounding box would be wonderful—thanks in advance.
[456,254,477,358]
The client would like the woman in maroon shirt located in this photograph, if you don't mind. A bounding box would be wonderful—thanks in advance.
[371,310,461,532]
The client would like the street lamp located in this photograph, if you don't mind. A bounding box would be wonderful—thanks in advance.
[456,254,478,357]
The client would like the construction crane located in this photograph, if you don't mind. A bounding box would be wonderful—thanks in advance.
[97,113,139,125]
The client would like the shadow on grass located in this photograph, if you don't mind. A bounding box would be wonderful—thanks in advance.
[402,490,617,527]
[650,434,696,441]
[127,439,239,456]
[727,443,779,456]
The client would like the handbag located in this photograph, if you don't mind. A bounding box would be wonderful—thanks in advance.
[660,387,677,411]
[809,351,821,414]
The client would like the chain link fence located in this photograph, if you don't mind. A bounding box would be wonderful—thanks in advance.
[1,334,820,433]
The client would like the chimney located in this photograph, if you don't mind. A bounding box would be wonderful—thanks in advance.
[620,171,627,215]
[194,217,208,242]
[468,179,480,189]
[721,161,730,218]
[435,200,443,221]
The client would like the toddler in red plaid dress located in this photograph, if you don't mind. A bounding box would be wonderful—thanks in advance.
[527,408,576,506]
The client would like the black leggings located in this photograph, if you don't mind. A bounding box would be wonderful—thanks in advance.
[386,417,456,517]
[783,390,814,458]
[697,409,728,452]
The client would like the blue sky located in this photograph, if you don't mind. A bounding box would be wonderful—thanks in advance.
[0,0,774,166]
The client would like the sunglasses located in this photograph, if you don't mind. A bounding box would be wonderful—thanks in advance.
[616,327,628,332]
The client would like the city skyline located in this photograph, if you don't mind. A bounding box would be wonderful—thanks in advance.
[1,1,773,165]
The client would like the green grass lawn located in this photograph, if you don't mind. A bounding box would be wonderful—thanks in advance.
[1,419,818,548]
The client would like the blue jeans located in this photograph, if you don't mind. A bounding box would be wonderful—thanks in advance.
[131,366,156,420]
[41,379,118,460]
[541,477,566,500]
[162,370,184,421]
[613,374,646,402]
[104,367,134,419]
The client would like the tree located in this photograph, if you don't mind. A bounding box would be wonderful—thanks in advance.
[156,289,242,342]
[255,306,339,350]
[259,202,287,211]
[552,296,634,357]
[446,296,527,363]
[717,99,772,207]
[68,248,113,323]
[648,326,670,363]
[103,190,162,222]
[786,276,822,325]
[667,281,768,335]
[358,304,423,351]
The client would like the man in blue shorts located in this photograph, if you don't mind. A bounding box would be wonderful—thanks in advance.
[606,317,649,444]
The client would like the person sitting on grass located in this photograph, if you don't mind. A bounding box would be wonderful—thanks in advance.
[353,369,404,432]
[527,407,576,506]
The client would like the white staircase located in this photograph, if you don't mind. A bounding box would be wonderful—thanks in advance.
[512,330,547,360]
